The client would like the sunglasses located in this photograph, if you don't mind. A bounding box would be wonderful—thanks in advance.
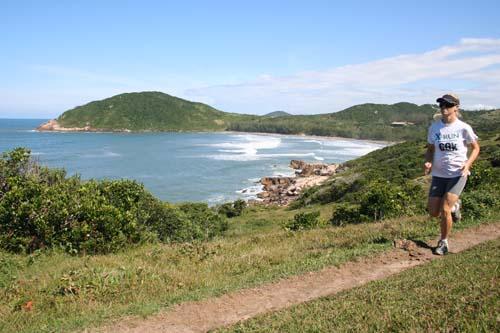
[439,102,456,109]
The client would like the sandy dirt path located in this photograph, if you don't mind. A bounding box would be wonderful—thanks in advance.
[93,222,500,333]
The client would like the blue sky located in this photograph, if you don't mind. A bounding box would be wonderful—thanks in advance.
[1,0,500,118]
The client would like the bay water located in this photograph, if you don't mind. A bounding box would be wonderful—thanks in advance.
[1,119,386,205]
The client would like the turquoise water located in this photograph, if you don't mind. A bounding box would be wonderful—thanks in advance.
[0,119,386,205]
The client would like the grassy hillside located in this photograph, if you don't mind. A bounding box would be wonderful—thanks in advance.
[55,91,499,141]
[57,91,257,131]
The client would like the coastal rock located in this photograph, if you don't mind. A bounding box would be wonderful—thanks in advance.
[36,119,131,133]
[256,160,341,206]
[257,192,270,198]
[289,159,338,177]
[260,177,294,190]
[36,119,93,132]
[290,160,307,169]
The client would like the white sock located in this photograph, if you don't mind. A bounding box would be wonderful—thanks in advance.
[440,238,448,245]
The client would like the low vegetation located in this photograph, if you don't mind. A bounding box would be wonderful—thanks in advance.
[283,210,322,231]
[0,148,228,254]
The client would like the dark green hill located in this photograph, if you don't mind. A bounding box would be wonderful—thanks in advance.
[57,91,257,131]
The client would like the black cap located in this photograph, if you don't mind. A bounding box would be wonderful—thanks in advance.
[436,94,460,105]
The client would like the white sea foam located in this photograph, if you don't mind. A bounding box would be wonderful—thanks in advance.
[236,184,264,195]
[236,183,265,201]
[272,170,295,177]
[82,150,121,158]
[203,134,282,161]
[259,152,316,158]
[318,140,384,156]
[206,194,228,205]
[104,151,121,157]
[270,163,295,177]
[303,139,323,145]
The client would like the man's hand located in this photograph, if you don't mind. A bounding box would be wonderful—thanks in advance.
[461,161,471,176]
[424,162,432,175]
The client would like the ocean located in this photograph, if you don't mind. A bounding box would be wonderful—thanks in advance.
[0,119,386,205]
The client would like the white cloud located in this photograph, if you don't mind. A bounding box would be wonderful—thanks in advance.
[185,38,500,114]
[464,103,497,110]
[4,38,500,118]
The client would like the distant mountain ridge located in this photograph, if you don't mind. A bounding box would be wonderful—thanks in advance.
[38,91,500,141]
[262,111,292,118]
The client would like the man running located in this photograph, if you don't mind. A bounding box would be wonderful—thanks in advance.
[424,93,480,255]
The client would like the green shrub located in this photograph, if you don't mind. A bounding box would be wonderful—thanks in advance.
[330,203,364,226]
[461,189,500,219]
[467,160,499,191]
[359,180,425,221]
[217,199,247,218]
[233,199,247,216]
[328,180,425,226]
[0,148,228,254]
[359,181,406,220]
[284,211,321,231]
[178,203,228,240]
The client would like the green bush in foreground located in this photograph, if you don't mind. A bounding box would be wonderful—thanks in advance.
[330,203,364,226]
[284,211,322,231]
[0,148,228,254]
[461,159,500,220]
[330,180,426,226]
[216,199,247,218]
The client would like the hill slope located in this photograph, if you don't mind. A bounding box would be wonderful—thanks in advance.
[57,91,256,131]
[228,102,439,141]
[262,111,292,118]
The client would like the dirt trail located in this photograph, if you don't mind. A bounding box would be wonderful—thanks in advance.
[93,223,500,333]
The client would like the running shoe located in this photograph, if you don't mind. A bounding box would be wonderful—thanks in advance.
[434,240,449,255]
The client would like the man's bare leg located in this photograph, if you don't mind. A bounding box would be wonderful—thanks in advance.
[440,193,459,240]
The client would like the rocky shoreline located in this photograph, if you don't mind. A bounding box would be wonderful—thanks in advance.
[37,119,92,132]
[250,159,346,206]
[36,119,132,133]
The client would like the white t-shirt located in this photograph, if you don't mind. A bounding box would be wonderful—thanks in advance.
[427,119,478,178]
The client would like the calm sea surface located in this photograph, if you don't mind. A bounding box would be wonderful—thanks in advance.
[1,119,386,205]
